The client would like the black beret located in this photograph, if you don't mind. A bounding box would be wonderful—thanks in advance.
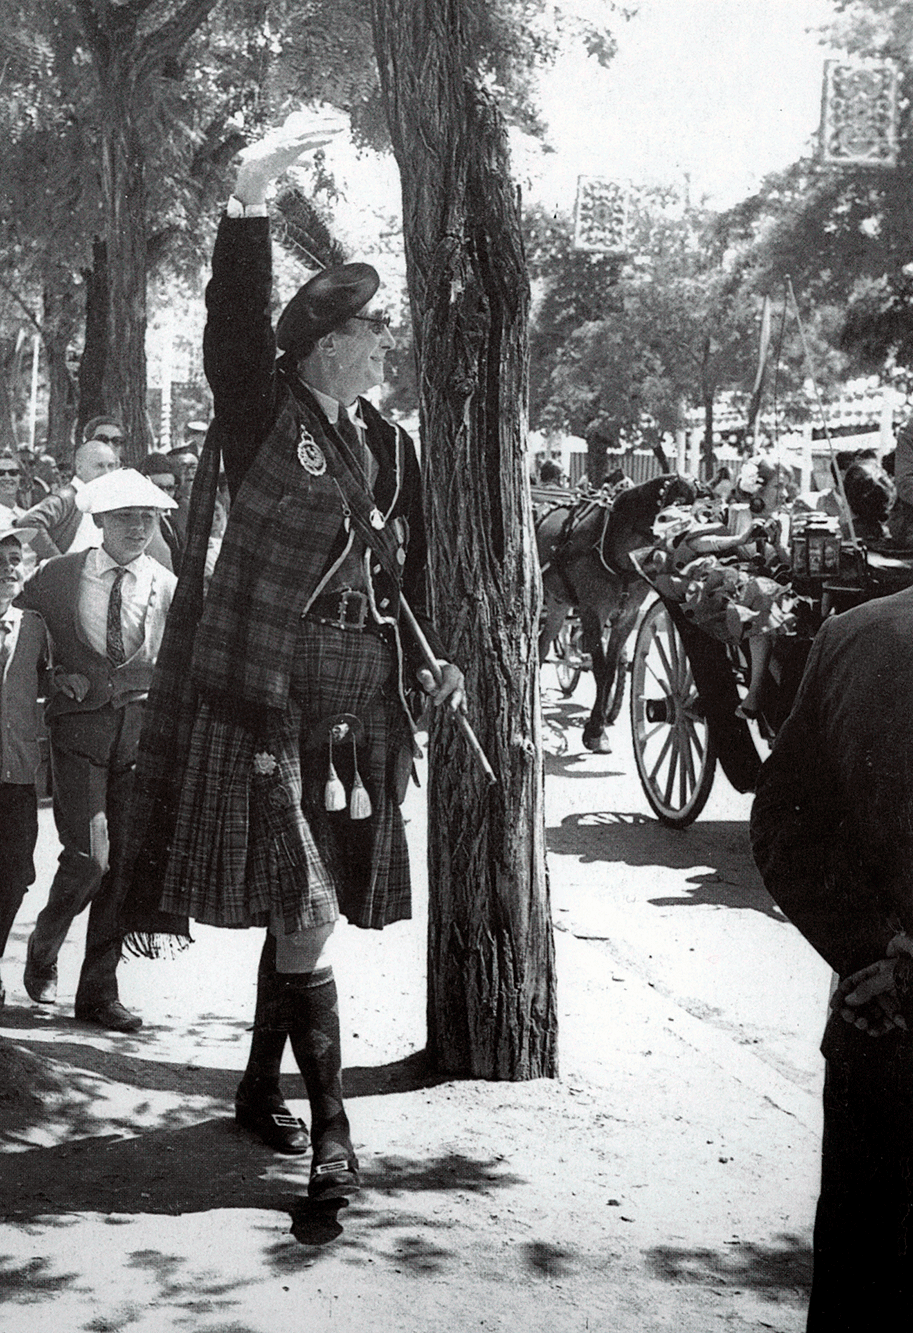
[276,263,380,353]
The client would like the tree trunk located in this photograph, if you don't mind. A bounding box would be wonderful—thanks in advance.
[77,239,110,442]
[700,337,714,479]
[43,286,78,457]
[0,340,21,453]
[373,0,557,1079]
[98,76,151,463]
[587,433,609,489]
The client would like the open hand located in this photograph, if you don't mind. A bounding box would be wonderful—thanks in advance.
[832,958,907,1037]
[235,109,347,199]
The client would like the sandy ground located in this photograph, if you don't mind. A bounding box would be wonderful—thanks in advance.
[0,679,828,1332]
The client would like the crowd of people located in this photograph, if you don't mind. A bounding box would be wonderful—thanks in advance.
[2,112,913,1317]
[0,417,209,1031]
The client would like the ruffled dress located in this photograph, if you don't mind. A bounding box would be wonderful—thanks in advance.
[648,525,797,646]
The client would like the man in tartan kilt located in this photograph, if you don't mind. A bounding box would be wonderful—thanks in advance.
[124,118,463,1202]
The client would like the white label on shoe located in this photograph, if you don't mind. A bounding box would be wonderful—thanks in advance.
[313,1159,349,1175]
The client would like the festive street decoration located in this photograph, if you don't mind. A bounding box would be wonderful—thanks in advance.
[573,176,629,252]
[819,59,899,168]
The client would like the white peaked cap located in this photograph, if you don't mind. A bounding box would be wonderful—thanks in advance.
[76,468,179,514]
[0,520,38,546]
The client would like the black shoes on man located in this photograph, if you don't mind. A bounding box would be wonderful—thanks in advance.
[24,934,142,1031]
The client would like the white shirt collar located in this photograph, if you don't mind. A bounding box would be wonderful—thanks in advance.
[304,384,363,429]
[92,546,148,579]
[72,476,84,491]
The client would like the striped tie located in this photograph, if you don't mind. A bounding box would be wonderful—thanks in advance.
[0,620,10,678]
[106,568,127,666]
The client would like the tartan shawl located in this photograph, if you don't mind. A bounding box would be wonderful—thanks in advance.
[120,378,433,954]
[190,387,417,709]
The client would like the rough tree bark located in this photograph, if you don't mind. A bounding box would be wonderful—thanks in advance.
[42,286,79,456]
[372,0,558,1079]
[74,0,221,461]
[77,239,110,441]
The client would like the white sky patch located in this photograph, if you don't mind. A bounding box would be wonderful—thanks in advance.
[521,0,837,211]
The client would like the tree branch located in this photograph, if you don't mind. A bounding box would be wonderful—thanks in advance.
[0,275,42,336]
[134,0,223,80]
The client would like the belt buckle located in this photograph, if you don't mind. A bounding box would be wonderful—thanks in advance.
[337,589,368,629]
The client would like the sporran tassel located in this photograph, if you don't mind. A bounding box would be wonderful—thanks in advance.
[324,736,347,812]
[349,736,372,820]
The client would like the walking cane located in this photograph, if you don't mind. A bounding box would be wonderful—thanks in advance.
[399,595,497,787]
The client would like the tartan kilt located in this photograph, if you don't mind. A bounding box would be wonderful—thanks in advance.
[160,620,414,934]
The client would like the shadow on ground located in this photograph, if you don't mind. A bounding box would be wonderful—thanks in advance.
[0,1105,524,1224]
[0,1028,446,1160]
[645,1234,812,1302]
[546,811,784,919]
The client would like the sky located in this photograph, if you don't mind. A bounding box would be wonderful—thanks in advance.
[322,0,839,256]
[520,0,838,212]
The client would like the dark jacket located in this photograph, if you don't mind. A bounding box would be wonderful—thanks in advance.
[192,214,443,713]
[750,586,913,978]
[16,551,176,720]
[16,486,81,560]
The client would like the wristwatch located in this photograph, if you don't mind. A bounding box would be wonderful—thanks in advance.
[226,196,269,219]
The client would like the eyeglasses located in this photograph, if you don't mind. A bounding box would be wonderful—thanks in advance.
[93,432,124,444]
[0,469,20,478]
[350,313,392,335]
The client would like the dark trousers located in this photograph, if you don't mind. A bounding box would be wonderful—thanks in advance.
[0,783,38,956]
[31,703,143,1006]
[806,1017,913,1330]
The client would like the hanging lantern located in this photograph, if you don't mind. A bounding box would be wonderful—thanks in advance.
[819,59,900,168]
[573,176,630,253]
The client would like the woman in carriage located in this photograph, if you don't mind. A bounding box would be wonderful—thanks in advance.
[643,496,797,721]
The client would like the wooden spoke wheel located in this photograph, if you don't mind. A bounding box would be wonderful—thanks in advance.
[630,598,716,827]
[552,615,586,696]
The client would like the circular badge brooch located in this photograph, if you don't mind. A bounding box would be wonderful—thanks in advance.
[297,428,327,475]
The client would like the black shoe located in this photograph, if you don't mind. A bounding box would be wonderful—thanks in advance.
[24,934,57,1004]
[308,1121,360,1201]
[75,1000,143,1033]
[235,1084,310,1155]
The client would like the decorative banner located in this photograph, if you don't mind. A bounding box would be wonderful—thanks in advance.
[819,59,899,167]
[573,176,629,252]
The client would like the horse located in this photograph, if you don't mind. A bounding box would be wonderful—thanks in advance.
[535,473,698,752]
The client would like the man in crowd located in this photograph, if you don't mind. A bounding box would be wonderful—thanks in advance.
[137,453,184,574]
[165,443,199,543]
[81,417,125,456]
[123,116,462,1201]
[751,586,913,1328]
[0,521,47,1007]
[17,469,177,1031]
[16,437,120,561]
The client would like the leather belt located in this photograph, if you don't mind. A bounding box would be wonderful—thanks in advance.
[306,588,388,636]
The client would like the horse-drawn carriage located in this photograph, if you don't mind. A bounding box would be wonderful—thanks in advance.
[534,476,913,829]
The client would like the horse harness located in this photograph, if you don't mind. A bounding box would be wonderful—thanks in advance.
[538,475,684,618]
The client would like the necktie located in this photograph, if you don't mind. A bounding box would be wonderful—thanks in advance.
[0,620,10,678]
[337,412,377,491]
[336,411,362,458]
[106,568,127,666]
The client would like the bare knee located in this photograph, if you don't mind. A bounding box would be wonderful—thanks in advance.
[272,921,336,973]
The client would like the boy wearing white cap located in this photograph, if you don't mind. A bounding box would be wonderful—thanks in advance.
[15,469,177,1031]
[0,521,48,1007]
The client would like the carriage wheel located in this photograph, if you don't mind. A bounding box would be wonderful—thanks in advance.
[630,599,716,827]
[553,616,585,696]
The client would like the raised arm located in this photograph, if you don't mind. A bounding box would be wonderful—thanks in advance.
[203,115,346,490]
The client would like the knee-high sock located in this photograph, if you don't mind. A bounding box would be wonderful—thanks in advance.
[240,934,288,1090]
[285,967,347,1135]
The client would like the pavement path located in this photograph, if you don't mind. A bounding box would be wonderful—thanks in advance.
[0,663,830,1331]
